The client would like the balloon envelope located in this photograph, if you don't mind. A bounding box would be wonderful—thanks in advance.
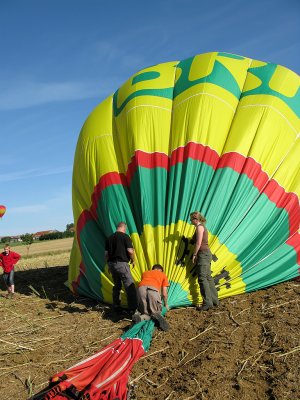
[0,205,6,218]
[69,52,300,308]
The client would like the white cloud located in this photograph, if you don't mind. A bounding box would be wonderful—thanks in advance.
[10,186,71,215]
[1,186,73,235]
[9,204,48,214]
[0,166,72,183]
[0,80,106,111]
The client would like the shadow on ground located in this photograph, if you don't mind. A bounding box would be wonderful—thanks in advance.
[1,266,129,323]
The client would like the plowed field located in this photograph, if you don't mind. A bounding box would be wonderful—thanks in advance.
[0,253,299,400]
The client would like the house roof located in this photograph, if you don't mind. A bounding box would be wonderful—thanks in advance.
[34,230,58,236]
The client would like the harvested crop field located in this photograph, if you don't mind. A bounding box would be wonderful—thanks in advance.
[12,237,73,257]
[0,246,299,400]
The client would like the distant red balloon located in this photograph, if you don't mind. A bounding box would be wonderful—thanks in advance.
[0,205,6,218]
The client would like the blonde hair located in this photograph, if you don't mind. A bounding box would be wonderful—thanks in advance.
[190,211,206,224]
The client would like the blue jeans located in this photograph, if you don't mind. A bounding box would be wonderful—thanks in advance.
[3,269,14,287]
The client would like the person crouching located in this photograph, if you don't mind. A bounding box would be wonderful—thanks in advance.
[132,264,170,331]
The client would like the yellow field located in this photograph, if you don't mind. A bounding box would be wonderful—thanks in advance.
[10,237,73,256]
[7,238,74,269]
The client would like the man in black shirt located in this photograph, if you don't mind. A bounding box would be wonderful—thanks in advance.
[105,222,137,314]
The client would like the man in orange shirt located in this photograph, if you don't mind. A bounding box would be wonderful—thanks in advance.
[132,264,169,331]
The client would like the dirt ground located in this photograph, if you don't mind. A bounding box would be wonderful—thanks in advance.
[0,258,299,400]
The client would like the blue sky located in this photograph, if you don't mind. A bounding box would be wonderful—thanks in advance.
[0,0,299,236]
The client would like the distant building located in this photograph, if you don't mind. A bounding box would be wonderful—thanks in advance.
[5,235,22,243]
[33,230,59,240]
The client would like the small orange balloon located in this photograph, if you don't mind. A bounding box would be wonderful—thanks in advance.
[0,205,6,218]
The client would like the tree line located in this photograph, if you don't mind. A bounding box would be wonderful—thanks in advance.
[1,224,75,244]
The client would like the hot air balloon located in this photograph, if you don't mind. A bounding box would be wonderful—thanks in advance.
[31,52,300,400]
[69,51,300,307]
[0,205,6,219]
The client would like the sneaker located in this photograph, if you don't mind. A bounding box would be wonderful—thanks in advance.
[112,305,122,312]
[196,304,211,311]
[132,313,142,324]
[122,309,136,319]
[151,313,170,331]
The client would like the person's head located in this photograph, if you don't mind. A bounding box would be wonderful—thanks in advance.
[152,264,164,272]
[4,244,10,254]
[190,211,206,226]
[116,222,127,233]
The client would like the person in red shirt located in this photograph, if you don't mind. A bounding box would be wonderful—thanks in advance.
[132,264,170,331]
[0,244,21,298]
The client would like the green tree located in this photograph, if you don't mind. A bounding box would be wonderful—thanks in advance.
[62,230,74,238]
[1,236,11,244]
[39,232,63,240]
[20,233,34,256]
[66,223,74,231]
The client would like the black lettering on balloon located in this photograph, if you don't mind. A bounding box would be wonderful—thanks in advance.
[214,267,231,291]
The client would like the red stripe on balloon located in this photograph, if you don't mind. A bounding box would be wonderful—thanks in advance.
[286,233,300,265]
[71,261,86,294]
[90,173,127,220]
[73,210,94,292]
[87,144,299,233]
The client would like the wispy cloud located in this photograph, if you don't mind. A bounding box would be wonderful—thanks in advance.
[0,80,107,111]
[9,204,48,214]
[0,166,72,183]
[9,186,71,215]
[1,185,73,235]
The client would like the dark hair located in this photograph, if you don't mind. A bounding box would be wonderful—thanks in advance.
[152,264,163,272]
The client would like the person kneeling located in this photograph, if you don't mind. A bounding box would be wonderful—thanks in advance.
[132,264,170,331]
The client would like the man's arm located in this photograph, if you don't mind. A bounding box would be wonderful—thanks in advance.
[105,237,110,262]
[162,286,169,310]
[125,234,135,266]
[127,248,135,266]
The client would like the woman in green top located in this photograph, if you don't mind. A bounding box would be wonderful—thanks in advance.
[190,211,219,311]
